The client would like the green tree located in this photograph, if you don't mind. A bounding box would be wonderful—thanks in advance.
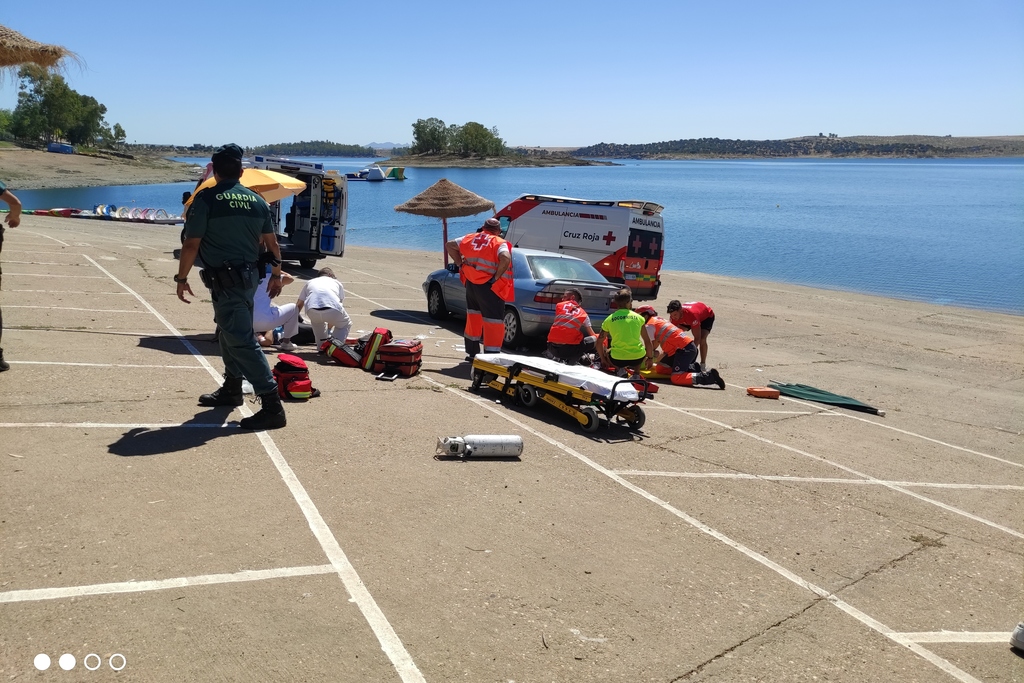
[65,95,107,145]
[411,117,450,154]
[9,65,124,147]
[411,118,505,156]
[0,109,12,138]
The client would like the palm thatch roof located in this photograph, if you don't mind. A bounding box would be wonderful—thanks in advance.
[394,178,494,219]
[0,24,78,70]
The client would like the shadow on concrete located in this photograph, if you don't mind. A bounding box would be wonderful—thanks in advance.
[368,308,438,326]
[107,407,238,457]
[433,454,521,463]
[138,334,218,355]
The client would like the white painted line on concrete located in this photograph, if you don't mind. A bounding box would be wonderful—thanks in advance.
[770,390,1023,470]
[651,400,1024,540]
[0,249,78,255]
[423,375,985,683]
[9,361,203,369]
[5,305,143,313]
[645,405,816,414]
[342,267,422,290]
[0,422,233,429]
[345,289,434,324]
[18,230,69,246]
[5,327,180,336]
[3,260,86,266]
[7,289,132,294]
[84,254,427,683]
[0,564,335,604]
[612,471,1024,490]
[4,273,107,279]
[893,632,1011,644]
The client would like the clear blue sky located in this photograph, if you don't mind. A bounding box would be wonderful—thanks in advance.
[2,0,1021,147]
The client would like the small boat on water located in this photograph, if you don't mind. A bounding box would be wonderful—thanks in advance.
[10,206,183,223]
[345,165,405,181]
[70,205,183,224]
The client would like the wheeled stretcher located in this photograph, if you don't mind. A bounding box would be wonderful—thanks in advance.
[470,353,650,433]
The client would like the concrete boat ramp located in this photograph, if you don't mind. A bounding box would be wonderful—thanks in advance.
[1,216,1021,681]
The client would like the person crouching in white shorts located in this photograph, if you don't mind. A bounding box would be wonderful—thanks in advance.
[296,267,352,349]
[253,266,300,352]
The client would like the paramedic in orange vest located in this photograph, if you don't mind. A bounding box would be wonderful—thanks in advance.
[545,288,597,365]
[445,217,514,359]
[636,305,724,389]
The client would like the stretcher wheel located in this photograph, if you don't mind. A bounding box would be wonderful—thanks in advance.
[622,405,646,430]
[579,406,600,433]
[517,383,540,407]
[470,369,484,392]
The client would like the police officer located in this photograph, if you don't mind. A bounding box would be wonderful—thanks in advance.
[175,144,287,430]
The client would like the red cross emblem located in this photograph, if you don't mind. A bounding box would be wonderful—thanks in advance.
[632,235,643,250]
[649,237,660,252]
[471,233,490,250]
[603,231,616,246]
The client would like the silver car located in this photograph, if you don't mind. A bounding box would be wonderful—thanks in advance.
[422,248,623,346]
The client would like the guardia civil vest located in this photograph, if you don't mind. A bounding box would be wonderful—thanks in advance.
[459,232,514,302]
[646,316,693,355]
[548,301,589,344]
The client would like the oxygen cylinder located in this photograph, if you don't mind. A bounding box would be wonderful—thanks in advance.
[436,435,524,458]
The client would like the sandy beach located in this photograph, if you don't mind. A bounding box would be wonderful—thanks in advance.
[0,212,1020,682]
[0,146,199,190]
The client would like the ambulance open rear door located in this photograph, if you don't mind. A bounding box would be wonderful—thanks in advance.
[316,174,347,258]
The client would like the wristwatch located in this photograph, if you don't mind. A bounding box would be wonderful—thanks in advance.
[173,274,188,283]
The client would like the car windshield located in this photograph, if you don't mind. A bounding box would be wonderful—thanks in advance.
[525,254,606,282]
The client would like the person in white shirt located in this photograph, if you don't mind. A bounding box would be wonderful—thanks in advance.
[253,265,299,352]
[296,267,352,349]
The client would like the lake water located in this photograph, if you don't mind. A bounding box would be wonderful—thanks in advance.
[12,157,1023,315]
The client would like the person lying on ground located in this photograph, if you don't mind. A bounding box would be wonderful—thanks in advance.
[636,305,724,389]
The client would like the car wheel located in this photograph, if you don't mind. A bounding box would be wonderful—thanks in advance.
[299,258,317,269]
[503,307,525,347]
[427,284,448,320]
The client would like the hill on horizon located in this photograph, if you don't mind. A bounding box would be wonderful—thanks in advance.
[570,134,1024,159]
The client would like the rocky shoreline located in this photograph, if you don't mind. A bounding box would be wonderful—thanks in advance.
[0,146,200,190]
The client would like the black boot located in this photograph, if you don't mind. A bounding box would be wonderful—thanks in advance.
[707,368,725,390]
[199,376,244,406]
[0,347,8,372]
[239,390,287,431]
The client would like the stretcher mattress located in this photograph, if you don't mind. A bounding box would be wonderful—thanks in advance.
[475,353,640,401]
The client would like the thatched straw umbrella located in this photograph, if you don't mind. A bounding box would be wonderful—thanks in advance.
[0,24,78,71]
[394,179,495,266]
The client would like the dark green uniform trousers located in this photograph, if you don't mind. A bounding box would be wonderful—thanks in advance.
[212,283,277,395]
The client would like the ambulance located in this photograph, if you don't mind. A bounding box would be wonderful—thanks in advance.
[249,155,348,269]
[494,194,665,300]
